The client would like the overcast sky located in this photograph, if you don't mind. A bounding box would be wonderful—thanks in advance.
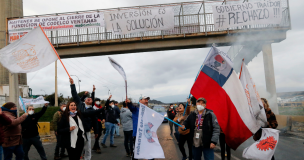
[23,0,304,103]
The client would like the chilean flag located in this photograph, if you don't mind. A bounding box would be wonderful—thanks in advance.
[191,46,260,150]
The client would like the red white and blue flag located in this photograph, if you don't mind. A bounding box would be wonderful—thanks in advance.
[190,46,260,150]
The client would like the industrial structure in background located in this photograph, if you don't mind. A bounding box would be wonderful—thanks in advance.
[0,0,292,115]
[0,0,29,106]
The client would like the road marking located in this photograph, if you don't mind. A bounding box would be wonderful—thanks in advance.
[214,152,221,159]
[289,137,304,141]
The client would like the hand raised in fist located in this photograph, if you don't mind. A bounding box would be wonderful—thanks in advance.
[108,95,112,100]
[84,91,89,95]
[93,85,96,92]
[69,78,74,84]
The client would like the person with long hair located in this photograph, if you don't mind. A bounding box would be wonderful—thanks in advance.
[174,100,191,160]
[57,101,87,160]
[253,98,278,160]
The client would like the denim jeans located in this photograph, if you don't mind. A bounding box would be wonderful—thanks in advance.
[23,136,47,160]
[0,145,3,160]
[3,145,24,160]
[192,146,214,160]
[115,119,120,136]
[102,122,116,145]
[54,134,65,157]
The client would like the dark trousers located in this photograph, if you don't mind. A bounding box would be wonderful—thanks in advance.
[174,124,180,142]
[220,133,231,160]
[169,121,174,134]
[0,145,3,160]
[66,136,84,160]
[54,134,66,157]
[192,146,214,160]
[23,136,47,160]
[178,134,193,159]
[132,137,154,160]
[93,122,103,149]
[123,130,133,155]
[3,145,24,160]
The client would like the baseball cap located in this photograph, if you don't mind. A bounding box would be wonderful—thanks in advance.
[197,97,207,103]
[139,96,150,100]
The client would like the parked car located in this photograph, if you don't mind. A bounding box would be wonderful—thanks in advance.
[153,105,168,123]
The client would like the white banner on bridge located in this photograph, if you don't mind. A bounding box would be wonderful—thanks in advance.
[104,7,174,35]
[8,12,105,41]
[212,0,282,30]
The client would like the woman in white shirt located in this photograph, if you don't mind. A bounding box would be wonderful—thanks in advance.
[57,101,87,160]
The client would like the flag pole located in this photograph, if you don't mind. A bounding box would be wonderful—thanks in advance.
[19,96,26,113]
[164,117,186,129]
[239,58,245,79]
[38,25,71,79]
[183,46,214,116]
[125,80,128,100]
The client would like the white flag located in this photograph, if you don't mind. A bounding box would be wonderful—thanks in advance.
[134,103,165,159]
[243,128,280,160]
[108,57,127,81]
[19,96,49,110]
[240,62,268,128]
[0,26,58,73]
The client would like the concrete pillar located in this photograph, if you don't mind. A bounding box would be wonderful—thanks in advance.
[262,43,279,115]
[9,73,20,114]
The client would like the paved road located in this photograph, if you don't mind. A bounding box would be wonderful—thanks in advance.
[27,123,304,160]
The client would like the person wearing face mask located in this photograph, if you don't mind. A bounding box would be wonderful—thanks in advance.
[53,103,68,160]
[69,78,104,160]
[21,104,48,160]
[57,101,87,160]
[92,98,105,154]
[167,104,176,135]
[1,102,28,160]
[101,95,119,148]
[181,97,220,160]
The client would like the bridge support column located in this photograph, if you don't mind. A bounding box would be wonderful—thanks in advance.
[262,43,279,115]
[9,73,20,112]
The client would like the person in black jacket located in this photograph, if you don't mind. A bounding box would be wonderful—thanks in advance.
[69,78,104,160]
[181,97,220,160]
[101,95,119,148]
[167,104,175,135]
[57,101,87,160]
[91,98,105,154]
[21,103,48,160]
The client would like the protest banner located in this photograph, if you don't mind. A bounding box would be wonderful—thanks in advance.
[243,128,280,160]
[212,0,282,30]
[239,60,268,128]
[19,96,49,110]
[104,7,174,35]
[8,12,105,42]
[134,103,165,159]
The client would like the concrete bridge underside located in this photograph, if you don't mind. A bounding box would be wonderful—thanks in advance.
[57,28,288,59]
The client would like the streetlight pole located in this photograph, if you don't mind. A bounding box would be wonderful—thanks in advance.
[41,89,46,96]
[71,75,81,93]
[104,86,110,95]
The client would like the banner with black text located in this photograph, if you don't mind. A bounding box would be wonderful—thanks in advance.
[104,8,174,35]
[212,0,282,30]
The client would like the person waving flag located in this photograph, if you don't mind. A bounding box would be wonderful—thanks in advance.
[190,46,260,150]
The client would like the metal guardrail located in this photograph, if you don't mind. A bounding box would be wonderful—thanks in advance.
[7,0,291,47]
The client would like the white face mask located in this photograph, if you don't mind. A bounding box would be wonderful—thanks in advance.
[111,105,115,108]
[28,110,34,115]
[170,107,173,109]
[62,107,66,111]
[197,105,205,111]
[96,101,100,105]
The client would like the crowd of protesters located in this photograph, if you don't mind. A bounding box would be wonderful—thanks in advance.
[0,77,278,160]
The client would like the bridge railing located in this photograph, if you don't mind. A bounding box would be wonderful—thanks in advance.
[7,0,291,47]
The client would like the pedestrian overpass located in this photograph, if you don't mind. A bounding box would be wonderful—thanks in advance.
[4,0,292,114]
